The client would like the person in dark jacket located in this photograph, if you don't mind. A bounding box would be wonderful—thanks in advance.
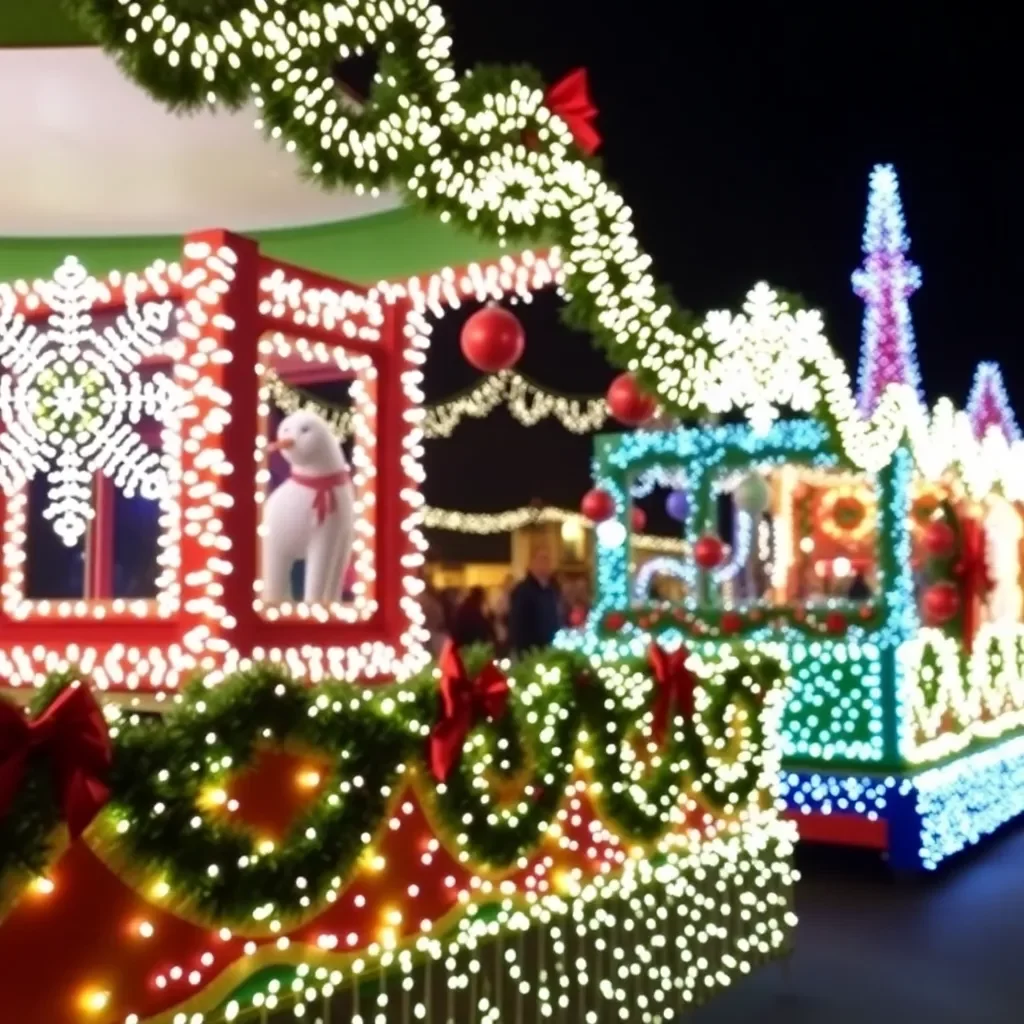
[508,546,562,655]
[847,571,872,600]
[452,586,497,648]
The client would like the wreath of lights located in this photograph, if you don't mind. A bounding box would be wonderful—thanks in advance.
[818,484,876,543]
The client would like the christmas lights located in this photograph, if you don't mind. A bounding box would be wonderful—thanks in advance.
[852,164,924,417]
[0,256,180,546]
[966,361,1020,443]
[270,368,608,438]
[0,646,795,1023]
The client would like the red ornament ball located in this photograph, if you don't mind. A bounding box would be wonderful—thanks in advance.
[606,373,657,426]
[693,535,724,569]
[631,507,647,532]
[720,611,744,634]
[825,611,847,635]
[581,488,616,523]
[460,303,525,373]
[923,581,960,624]
[603,611,626,632]
[923,520,956,558]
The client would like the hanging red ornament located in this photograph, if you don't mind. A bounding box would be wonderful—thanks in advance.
[923,520,956,558]
[825,611,847,635]
[460,302,525,373]
[693,535,724,569]
[720,610,743,634]
[923,581,960,624]
[631,507,647,532]
[606,373,657,426]
[581,488,616,523]
[604,611,626,632]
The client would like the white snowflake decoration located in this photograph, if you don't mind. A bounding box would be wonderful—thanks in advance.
[699,283,835,435]
[0,257,181,546]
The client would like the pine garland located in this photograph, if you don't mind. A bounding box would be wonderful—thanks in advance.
[58,0,823,432]
[0,645,784,926]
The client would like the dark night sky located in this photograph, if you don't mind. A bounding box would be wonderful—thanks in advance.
[422,3,1021,561]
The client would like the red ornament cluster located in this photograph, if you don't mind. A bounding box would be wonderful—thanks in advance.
[460,303,525,373]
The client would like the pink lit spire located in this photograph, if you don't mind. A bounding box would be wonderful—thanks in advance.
[852,164,923,417]
[966,362,1020,442]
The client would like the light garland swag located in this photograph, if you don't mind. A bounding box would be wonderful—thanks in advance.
[268,369,609,437]
[1,645,783,923]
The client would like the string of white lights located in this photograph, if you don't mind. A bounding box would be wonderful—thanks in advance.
[267,369,608,438]
[420,504,684,552]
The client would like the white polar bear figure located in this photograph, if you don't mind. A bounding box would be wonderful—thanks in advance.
[984,497,1023,625]
[261,410,355,604]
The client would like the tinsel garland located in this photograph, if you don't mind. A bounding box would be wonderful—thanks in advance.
[0,644,783,926]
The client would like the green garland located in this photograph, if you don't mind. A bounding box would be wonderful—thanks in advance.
[0,645,783,927]
[59,0,821,430]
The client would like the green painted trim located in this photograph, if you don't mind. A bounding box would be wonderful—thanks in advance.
[0,0,94,47]
[0,206,510,284]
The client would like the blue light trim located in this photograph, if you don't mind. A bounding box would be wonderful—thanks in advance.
[780,732,1024,871]
[778,771,896,820]
[914,733,1024,870]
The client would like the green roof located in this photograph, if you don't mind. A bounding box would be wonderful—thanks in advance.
[0,0,94,47]
[0,206,510,285]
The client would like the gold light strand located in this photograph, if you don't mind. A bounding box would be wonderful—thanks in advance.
[267,369,608,438]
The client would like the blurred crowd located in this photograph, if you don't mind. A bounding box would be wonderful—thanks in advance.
[420,546,590,659]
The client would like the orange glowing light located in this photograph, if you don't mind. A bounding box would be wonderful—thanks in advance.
[79,988,111,1014]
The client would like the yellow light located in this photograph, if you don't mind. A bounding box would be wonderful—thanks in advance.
[258,839,275,855]
[201,787,228,808]
[297,770,321,789]
[79,988,111,1014]
[31,876,55,896]
[150,880,170,900]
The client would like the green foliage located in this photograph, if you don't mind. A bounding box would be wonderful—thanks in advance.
[0,645,783,925]
[59,0,815,424]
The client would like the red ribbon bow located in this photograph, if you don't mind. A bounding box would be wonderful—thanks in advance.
[290,469,350,525]
[545,68,601,156]
[957,516,993,652]
[429,642,509,782]
[0,683,112,839]
[647,643,697,747]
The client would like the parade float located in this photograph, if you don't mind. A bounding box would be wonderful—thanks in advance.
[570,164,1024,872]
[0,3,796,1023]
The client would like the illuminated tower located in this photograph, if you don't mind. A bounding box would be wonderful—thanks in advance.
[852,164,923,416]
[966,361,1020,442]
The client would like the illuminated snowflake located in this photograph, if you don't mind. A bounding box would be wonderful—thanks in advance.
[0,258,181,546]
[701,283,834,435]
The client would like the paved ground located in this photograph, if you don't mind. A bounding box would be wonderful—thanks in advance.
[689,824,1024,1024]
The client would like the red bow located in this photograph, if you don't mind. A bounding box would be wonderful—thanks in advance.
[647,644,697,747]
[0,683,112,839]
[429,643,509,782]
[545,68,601,156]
[291,469,350,525]
[957,516,993,652]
